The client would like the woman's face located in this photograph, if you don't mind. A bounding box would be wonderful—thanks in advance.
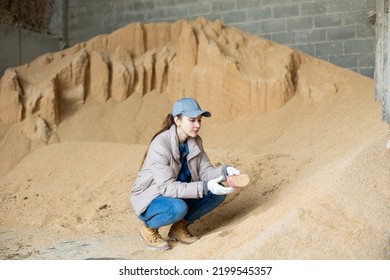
[175,115,203,141]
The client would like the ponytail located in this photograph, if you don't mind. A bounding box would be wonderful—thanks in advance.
[138,113,175,170]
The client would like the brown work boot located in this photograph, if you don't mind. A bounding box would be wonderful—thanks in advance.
[139,223,170,251]
[168,220,198,244]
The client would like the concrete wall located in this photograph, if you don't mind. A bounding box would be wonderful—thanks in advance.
[374,0,390,123]
[0,0,376,78]
[0,0,63,76]
[0,25,61,76]
[66,0,376,77]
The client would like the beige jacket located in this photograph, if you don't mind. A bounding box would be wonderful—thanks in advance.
[131,125,225,216]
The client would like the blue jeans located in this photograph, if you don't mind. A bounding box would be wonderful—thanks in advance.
[139,192,226,229]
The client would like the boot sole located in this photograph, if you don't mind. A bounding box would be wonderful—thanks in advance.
[168,233,198,244]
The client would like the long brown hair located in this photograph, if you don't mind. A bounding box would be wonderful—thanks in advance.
[139,113,178,170]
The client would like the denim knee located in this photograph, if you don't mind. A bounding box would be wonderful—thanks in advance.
[169,198,188,222]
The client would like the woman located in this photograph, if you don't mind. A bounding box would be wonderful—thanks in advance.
[130,97,240,251]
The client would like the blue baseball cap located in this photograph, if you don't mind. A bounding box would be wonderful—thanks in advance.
[172,98,211,117]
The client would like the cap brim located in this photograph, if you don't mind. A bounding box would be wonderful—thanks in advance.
[184,110,211,118]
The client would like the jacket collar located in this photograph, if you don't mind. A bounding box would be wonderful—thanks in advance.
[169,125,201,162]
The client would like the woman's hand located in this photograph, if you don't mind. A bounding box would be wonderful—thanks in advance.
[226,166,240,176]
[207,176,234,195]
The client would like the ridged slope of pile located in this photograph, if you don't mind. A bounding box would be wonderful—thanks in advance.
[0,17,330,129]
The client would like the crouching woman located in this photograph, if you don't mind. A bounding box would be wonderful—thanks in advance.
[130,97,240,251]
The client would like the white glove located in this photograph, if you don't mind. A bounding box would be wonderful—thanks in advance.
[207,176,234,195]
[226,166,240,176]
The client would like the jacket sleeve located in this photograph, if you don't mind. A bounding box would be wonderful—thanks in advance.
[148,141,205,199]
